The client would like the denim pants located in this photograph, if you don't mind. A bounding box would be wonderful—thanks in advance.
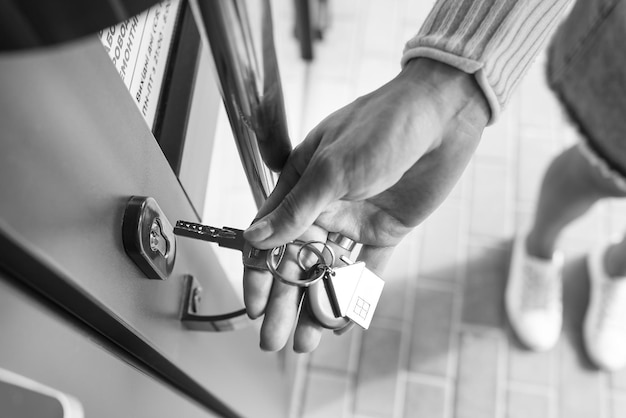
[547,0,626,190]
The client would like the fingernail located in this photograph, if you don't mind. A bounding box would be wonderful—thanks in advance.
[244,219,272,242]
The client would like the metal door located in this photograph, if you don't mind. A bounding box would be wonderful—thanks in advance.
[0,1,293,417]
[0,272,219,418]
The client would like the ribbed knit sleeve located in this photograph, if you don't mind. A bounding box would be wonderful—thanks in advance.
[402,0,572,123]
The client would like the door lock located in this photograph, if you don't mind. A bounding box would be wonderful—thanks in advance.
[122,196,176,280]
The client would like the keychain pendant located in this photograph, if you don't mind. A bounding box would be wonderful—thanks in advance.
[327,262,366,317]
[328,256,385,329]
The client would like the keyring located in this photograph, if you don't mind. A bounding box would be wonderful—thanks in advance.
[266,243,327,287]
[296,241,335,271]
[327,232,357,252]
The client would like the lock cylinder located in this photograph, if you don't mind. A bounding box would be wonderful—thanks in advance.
[122,196,177,280]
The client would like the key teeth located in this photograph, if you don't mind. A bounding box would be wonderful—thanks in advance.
[173,220,220,241]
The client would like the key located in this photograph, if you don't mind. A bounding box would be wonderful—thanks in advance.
[326,261,366,317]
[306,264,351,329]
[173,220,283,271]
[328,256,385,330]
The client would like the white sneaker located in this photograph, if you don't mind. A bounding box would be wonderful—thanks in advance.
[506,234,563,351]
[583,244,626,371]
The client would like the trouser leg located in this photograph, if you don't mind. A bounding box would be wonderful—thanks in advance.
[526,145,626,260]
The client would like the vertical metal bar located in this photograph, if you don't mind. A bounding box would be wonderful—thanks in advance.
[294,0,314,60]
[189,0,292,208]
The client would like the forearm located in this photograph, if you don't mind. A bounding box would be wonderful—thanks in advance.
[403,0,573,123]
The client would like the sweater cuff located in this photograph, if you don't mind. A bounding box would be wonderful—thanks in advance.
[402,0,572,125]
[401,47,499,124]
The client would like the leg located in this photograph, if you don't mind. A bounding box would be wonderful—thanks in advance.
[526,145,626,260]
[508,0,626,363]
[507,143,626,352]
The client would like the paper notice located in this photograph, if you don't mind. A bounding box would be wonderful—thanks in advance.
[99,0,181,128]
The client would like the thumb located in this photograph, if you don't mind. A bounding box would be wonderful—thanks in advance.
[244,159,341,248]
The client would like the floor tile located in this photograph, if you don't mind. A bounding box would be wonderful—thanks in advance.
[610,369,626,392]
[354,325,403,418]
[508,339,555,388]
[403,378,446,418]
[361,0,401,57]
[610,393,626,418]
[375,232,418,321]
[311,328,359,374]
[301,370,350,418]
[506,389,551,418]
[409,287,454,377]
[558,335,604,418]
[462,242,509,329]
[419,199,466,284]
[454,329,502,418]
[470,162,513,239]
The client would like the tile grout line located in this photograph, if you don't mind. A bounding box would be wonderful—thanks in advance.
[600,373,610,418]
[503,93,524,418]
[507,379,559,396]
[347,0,371,100]
[496,88,519,418]
[344,5,381,414]
[414,276,458,293]
[405,371,451,387]
[549,340,559,418]
[345,329,363,418]
[289,353,311,418]
[542,100,560,418]
[393,230,422,418]
[497,332,509,418]
[519,87,564,418]
[444,159,474,418]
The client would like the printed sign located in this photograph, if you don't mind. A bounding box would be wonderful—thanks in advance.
[99,0,181,128]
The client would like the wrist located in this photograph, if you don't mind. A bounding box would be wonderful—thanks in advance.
[398,58,490,134]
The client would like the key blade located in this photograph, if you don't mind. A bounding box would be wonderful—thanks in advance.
[173,221,220,241]
[220,226,246,251]
[241,241,271,270]
[173,221,245,251]
[345,267,385,329]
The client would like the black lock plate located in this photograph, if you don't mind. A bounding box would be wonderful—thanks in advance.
[122,196,176,280]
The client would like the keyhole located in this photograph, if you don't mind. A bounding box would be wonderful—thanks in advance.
[149,217,169,257]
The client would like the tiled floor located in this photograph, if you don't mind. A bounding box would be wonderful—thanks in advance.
[205,1,626,417]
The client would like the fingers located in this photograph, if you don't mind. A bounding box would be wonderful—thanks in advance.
[243,268,273,319]
[293,304,323,352]
[244,161,341,249]
[244,131,343,249]
[242,246,307,350]
[243,237,394,351]
[258,280,304,351]
[243,224,328,351]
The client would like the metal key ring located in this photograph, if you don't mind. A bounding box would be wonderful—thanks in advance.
[327,232,357,252]
[296,241,335,271]
[265,243,327,288]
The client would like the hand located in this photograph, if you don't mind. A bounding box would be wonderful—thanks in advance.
[243,58,491,352]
